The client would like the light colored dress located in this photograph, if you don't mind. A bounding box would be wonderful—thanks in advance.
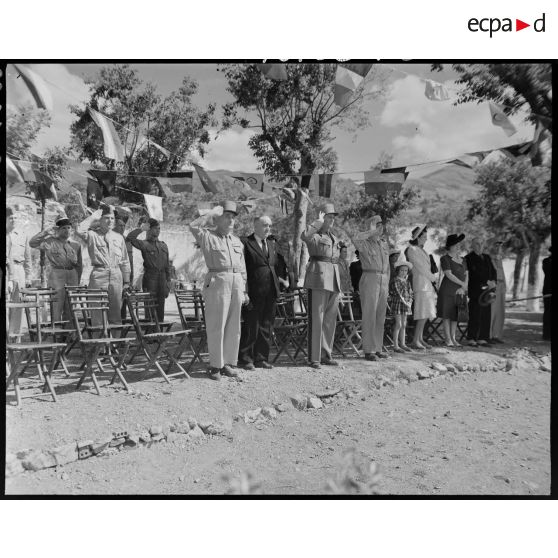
[406,244,437,320]
[490,255,506,339]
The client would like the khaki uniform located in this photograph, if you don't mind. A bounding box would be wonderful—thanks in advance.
[490,256,506,339]
[29,231,83,322]
[354,236,389,354]
[7,229,32,291]
[127,229,171,321]
[81,230,131,323]
[302,227,341,363]
[190,224,246,369]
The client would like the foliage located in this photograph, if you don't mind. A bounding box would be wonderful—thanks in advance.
[6,103,51,158]
[69,64,216,178]
[325,449,382,495]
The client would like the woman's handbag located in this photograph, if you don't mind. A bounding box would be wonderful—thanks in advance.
[456,292,469,322]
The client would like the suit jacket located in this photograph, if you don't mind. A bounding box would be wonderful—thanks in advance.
[464,251,497,296]
[302,231,341,292]
[241,234,280,299]
[350,260,362,292]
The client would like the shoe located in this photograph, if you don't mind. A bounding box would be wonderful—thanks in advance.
[364,353,378,361]
[375,352,389,359]
[208,368,221,381]
[242,362,256,371]
[321,359,339,366]
[255,361,273,369]
[309,361,321,369]
[221,364,239,377]
[410,343,426,350]
[393,347,405,354]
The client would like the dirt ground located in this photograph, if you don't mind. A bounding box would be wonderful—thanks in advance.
[5,308,551,495]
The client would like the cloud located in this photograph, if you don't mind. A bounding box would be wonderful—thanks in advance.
[380,75,535,164]
[203,128,260,172]
[6,63,90,154]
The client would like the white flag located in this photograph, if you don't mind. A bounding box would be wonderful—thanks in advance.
[88,107,126,162]
[143,194,163,221]
[424,79,450,101]
[489,102,517,137]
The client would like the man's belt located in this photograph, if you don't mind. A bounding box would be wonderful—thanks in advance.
[362,269,388,274]
[92,265,120,270]
[208,267,242,273]
[52,266,77,270]
[310,256,333,263]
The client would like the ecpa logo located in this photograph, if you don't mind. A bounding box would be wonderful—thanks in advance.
[468,13,546,37]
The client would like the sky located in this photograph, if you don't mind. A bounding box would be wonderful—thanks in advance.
[5,62,535,176]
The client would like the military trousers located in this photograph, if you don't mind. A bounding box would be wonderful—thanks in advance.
[203,271,244,369]
[143,270,169,322]
[307,288,339,363]
[359,271,389,354]
[89,267,123,324]
[48,268,79,322]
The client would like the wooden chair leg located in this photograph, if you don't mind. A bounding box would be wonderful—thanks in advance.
[43,348,59,403]
[165,336,190,379]
[77,345,103,395]
[143,341,171,383]
[108,343,131,392]
[7,350,27,407]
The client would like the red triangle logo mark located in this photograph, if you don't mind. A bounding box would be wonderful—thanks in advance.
[516,19,530,31]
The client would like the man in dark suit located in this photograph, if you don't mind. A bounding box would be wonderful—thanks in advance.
[238,215,280,370]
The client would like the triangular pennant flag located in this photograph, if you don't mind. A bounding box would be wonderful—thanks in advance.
[424,79,450,101]
[155,172,193,195]
[13,160,39,182]
[256,63,288,81]
[363,169,407,195]
[340,63,373,77]
[88,107,126,161]
[87,178,103,209]
[6,156,25,184]
[137,133,171,158]
[143,194,163,221]
[334,66,363,107]
[488,102,517,137]
[193,163,219,194]
[449,152,486,168]
[12,64,54,112]
[87,169,117,197]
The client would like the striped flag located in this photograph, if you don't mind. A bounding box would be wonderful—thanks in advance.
[193,164,219,194]
[488,102,517,137]
[256,63,288,81]
[12,64,54,112]
[424,79,450,101]
[88,107,126,162]
[155,172,193,195]
[315,174,335,198]
[334,66,364,107]
[363,168,408,195]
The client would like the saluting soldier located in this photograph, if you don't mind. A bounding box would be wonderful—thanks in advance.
[351,215,390,361]
[29,217,83,321]
[75,207,131,324]
[7,206,33,293]
[127,218,172,321]
[301,203,341,369]
[189,201,248,381]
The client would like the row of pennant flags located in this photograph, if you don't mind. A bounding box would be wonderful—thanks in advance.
[8,63,535,171]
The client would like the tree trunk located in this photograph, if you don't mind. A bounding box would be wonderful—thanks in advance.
[526,238,542,312]
[291,189,309,285]
[512,249,525,299]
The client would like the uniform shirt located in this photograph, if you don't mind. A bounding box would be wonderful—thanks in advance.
[29,231,82,271]
[127,228,171,279]
[80,229,131,283]
[190,225,247,285]
[353,236,389,274]
[7,229,32,277]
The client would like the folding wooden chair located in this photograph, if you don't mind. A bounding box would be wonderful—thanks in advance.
[424,317,445,345]
[125,291,190,382]
[67,292,133,394]
[6,301,67,405]
[175,288,208,370]
[271,292,308,364]
[334,292,363,357]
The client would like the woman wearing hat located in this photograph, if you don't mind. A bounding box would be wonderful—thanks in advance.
[437,233,468,347]
[406,225,437,350]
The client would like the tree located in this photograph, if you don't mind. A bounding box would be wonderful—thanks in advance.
[469,159,551,310]
[221,63,387,281]
[432,63,552,165]
[69,64,216,193]
[6,103,51,158]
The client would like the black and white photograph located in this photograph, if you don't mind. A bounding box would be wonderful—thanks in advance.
[3,59,552,497]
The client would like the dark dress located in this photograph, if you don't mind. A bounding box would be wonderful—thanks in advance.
[437,254,467,320]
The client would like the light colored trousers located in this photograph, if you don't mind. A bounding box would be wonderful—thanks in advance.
[308,289,339,363]
[490,281,506,339]
[89,267,123,324]
[49,268,79,322]
[360,271,389,354]
[203,272,244,369]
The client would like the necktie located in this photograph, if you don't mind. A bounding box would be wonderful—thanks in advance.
[262,239,268,258]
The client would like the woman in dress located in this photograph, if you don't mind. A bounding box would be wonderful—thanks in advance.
[406,225,437,350]
[489,239,506,343]
[437,233,468,347]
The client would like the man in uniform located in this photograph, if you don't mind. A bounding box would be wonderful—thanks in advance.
[189,201,248,381]
[127,218,172,321]
[29,217,83,321]
[238,215,280,370]
[301,204,341,369]
[7,206,32,294]
[114,218,135,320]
[352,215,390,361]
[75,207,131,324]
